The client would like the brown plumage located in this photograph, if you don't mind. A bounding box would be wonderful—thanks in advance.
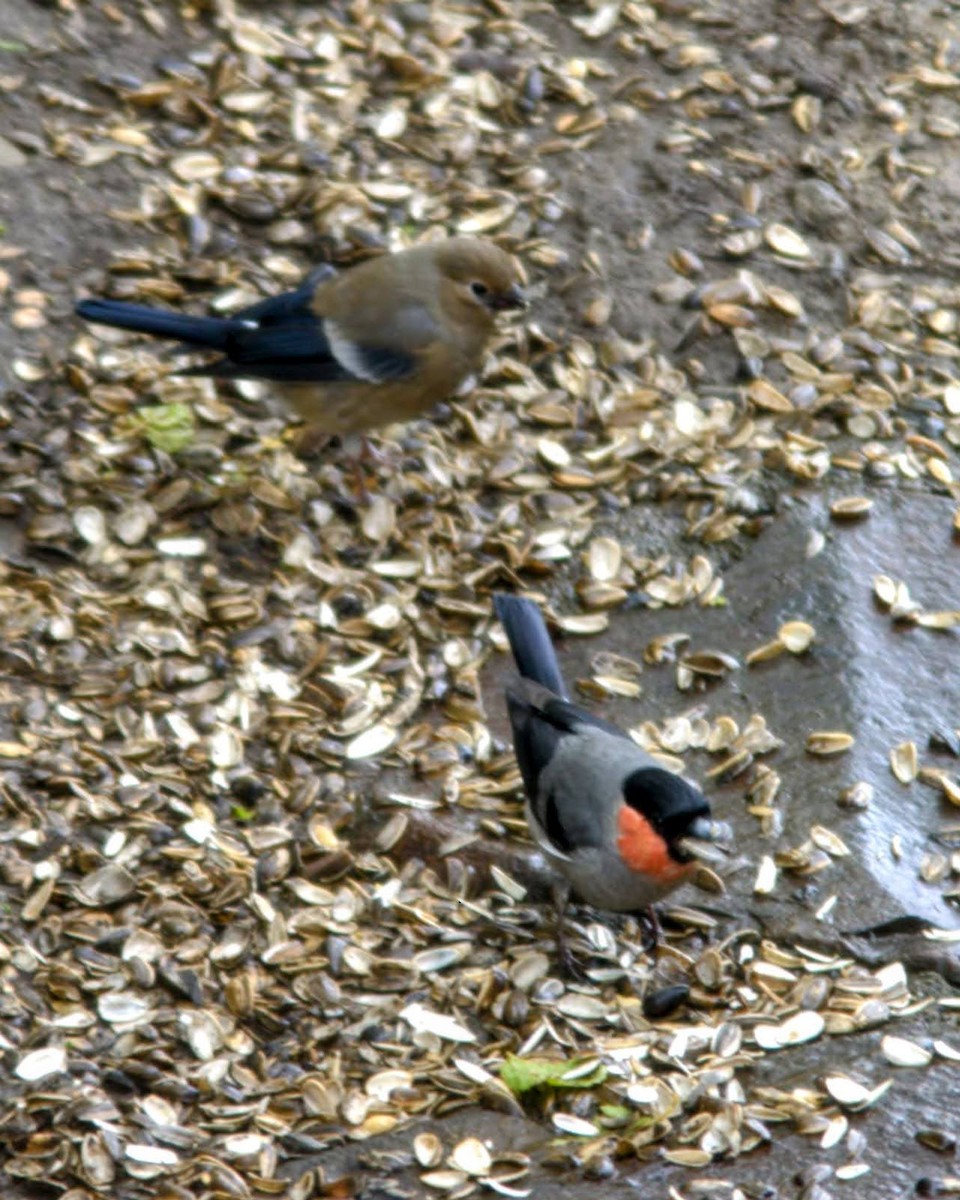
[75,237,526,438]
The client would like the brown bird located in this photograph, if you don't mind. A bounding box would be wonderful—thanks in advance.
[75,237,526,438]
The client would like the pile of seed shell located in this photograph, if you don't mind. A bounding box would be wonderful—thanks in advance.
[3,0,960,1195]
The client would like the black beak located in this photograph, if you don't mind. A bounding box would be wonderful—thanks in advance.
[487,284,527,312]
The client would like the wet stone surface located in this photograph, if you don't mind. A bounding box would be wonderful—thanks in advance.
[491,489,960,937]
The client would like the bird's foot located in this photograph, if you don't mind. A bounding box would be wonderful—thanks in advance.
[293,428,395,501]
[345,435,400,500]
[555,929,590,983]
[637,905,662,955]
[356,435,394,468]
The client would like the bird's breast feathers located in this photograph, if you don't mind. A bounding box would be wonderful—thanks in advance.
[615,805,689,884]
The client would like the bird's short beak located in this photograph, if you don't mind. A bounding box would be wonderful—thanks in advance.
[488,284,527,312]
[676,817,732,864]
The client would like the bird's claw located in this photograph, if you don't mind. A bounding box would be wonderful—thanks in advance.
[555,934,590,983]
[637,906,662,955]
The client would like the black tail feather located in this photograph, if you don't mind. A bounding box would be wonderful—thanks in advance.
[75,298,238,351]
[493,593,568,699]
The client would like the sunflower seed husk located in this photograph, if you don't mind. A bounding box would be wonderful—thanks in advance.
[916,1130,957,1154]
[881,1035,932,1067]
[779,620,816,653]
[807,731,855,755]
[890,741,919,784]
[839,781,873,809]
[823,1075,871,1108]
[765,223,813,259]
[449,1138,493,1177]
[552,1113,600,1137]
[754,856,778,895]
[15,1046,68,1081]
[830,497,873,520]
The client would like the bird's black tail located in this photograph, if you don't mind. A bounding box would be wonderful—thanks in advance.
[75,299,240,350]
[492,593,568,699]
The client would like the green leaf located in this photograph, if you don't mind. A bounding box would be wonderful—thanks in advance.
[0,39,29,53]
[599,1104,632,1121]
[231,804,257,822]
[500,1055,607,1095]
[134,404,196,454]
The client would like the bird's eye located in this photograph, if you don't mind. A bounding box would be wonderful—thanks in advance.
[470,281,489,298]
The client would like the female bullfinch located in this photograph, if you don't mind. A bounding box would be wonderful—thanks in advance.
[76,237,526,436]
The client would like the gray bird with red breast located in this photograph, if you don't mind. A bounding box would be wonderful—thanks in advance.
[493,593,727,936]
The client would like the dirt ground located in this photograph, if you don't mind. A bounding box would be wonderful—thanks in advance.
[6,0,960,389]
[2,0,960,1198]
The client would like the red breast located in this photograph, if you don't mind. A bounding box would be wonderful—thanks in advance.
[616,804,691,885]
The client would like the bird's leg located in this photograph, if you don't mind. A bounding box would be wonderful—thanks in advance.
[347,435,393,500]
[637,905,662,954]
[345,438,374,501]
[358,435,392,467]
[552,881,587,981]
[292,428,389,501]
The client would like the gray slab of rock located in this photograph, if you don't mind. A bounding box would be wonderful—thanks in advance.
[482,489,960,937]
[0,135,27,170]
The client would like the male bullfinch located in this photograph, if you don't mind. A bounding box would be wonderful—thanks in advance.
[75,237,526,437]
[493,593,728,933]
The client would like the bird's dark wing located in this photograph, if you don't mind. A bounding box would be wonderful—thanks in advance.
[231,265,336,323]
[78,262,443,385]
[503,677,629,843]
[184,276,422,385]
[319,301,440,384]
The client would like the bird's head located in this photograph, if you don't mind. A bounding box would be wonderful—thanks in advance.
[434,237,527,322]
[616,768,728,883]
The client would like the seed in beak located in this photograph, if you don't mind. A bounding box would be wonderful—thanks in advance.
[676,817,732,863]
[676,837,729,865]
